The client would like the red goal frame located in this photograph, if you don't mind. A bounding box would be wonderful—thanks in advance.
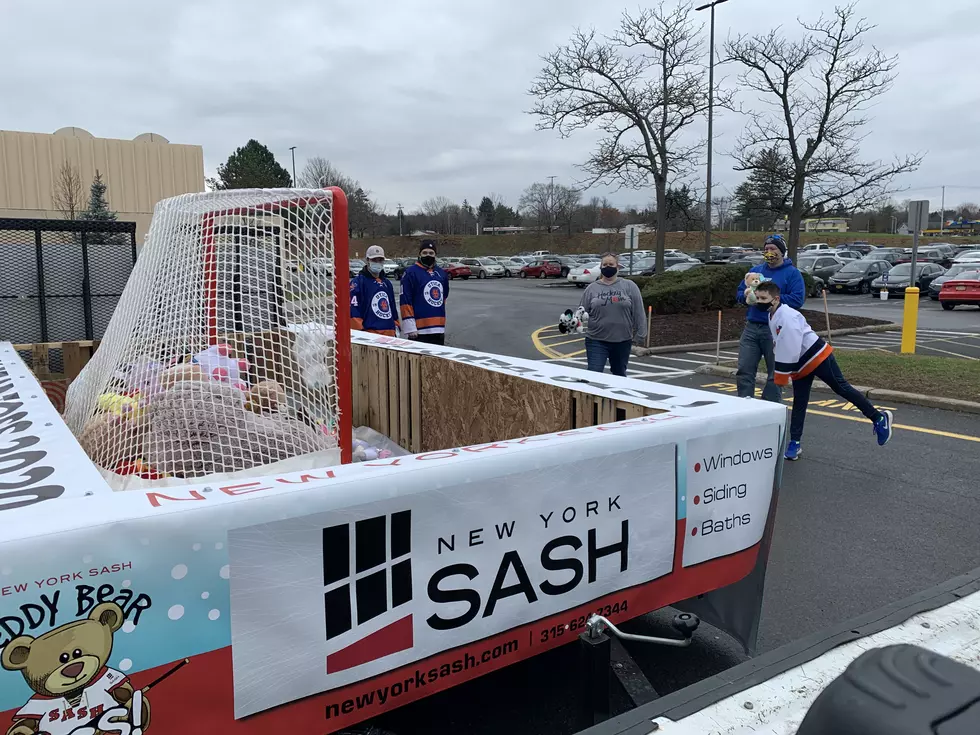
[200,187,352,464]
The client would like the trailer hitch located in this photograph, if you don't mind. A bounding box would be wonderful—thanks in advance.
[584,612,701,647]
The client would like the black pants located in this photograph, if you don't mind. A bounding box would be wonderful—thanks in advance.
[414,333,445,346]
[790,353,882,441]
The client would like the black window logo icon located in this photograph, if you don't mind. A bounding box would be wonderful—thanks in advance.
[322,510,412,640]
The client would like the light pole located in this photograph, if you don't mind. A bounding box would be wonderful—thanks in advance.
[289,146,297,186]
[696,0,729,253]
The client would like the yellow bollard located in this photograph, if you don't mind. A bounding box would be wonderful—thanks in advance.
[901,287,919,353]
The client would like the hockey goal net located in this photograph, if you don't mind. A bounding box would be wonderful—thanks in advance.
[64,188,352,491]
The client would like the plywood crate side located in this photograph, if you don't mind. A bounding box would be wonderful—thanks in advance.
[420,355,571,451]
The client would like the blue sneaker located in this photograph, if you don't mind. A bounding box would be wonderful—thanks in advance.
[874,409,894,446]
[785,440,802,461]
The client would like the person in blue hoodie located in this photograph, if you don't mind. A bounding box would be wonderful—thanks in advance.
[735,234,806,402]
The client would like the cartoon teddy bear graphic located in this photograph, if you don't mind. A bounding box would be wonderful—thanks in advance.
[1,602,150,735]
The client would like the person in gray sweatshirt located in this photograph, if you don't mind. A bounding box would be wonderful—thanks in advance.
[578,252,648,376]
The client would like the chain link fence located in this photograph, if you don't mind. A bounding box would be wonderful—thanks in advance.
[0,218,137,345]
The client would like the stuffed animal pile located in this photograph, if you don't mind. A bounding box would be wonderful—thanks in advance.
[77,342,335,483]
[558,307,589,334]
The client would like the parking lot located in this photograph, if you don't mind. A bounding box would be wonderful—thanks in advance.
[366,274,980,735]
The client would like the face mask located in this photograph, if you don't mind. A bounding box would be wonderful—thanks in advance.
[420,255,436,268]
[601,266,618,278]
[763,251,780,265]
[368,262,384,275]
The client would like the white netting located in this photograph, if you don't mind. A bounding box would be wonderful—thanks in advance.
[64,189,348,491]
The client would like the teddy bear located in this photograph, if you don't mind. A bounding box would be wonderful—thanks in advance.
[1,602,150,735]
[743,272,770,305]
[159,361,207,390]
[244,379,287,415]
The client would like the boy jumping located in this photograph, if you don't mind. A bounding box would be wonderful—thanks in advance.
[752,281,893,460]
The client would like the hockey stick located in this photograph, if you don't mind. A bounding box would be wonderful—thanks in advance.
[79,658,190,730]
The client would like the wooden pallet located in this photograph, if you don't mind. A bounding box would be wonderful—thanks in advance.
[12,340,100,381]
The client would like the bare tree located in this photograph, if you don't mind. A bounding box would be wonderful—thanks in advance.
[298,156,358,193]
[52,160,84,220]
[529,2,718,272]
[726,3,921,260]
[518,182,581,235]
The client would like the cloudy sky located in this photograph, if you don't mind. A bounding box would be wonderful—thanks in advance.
[4,0,980,213]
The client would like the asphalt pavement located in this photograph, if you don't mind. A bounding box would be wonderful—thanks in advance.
[363,276,980,735]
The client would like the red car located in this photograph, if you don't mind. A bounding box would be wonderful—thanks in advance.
[520,259,562,279]
[443,262,471,280]
[939,273,980,310]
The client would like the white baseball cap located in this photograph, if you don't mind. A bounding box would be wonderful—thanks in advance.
[365,245,385,260]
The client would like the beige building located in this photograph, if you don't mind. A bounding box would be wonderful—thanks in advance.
[773,217,850,234]
[0,127,204,239]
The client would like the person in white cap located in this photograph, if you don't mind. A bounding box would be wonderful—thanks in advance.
[350,245,399,336]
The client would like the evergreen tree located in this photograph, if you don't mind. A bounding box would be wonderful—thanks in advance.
[477,196,496,232]
[78,170,117,244]
[210,140,292,189]
[732,147,793,230]
[79,170,117,223]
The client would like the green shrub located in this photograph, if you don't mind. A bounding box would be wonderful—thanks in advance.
[629,263,818,314]
[632,265,749,314]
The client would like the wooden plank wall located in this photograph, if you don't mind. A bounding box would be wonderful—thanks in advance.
[350,343,669,453]
[419,356,572,452]
[351,344,422,453]
[12,341,99,381]
[569,391,666,429]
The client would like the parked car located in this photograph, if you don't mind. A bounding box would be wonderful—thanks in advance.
[897,248,952,268]
[348,259,365,277]
[827,259,891,294]
[835,250,862,261]
[928,243,957,259]
[802,243,833,251]
[382,259,403,279]
[459,257,504,279]
[567,261,601,287]
[619,257,658,275]
[635,255,700,275]
[952,244,980,257]
[442,262,471,280]
[808,275,827,297]
[797,254,845,282]
[928,264,980,300]
[953,251,980,264]
[499,256,531,277]
[731,253,765,267]
[520,259,562,278]
[939,272,980,310]
[864,250,903,265]
[837,242,874,256]
[872,262,946,297]
[557,256,583,277]
[666,261,702,273]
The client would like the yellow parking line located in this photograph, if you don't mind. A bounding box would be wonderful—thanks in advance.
[701,382,979,444]
[531,326,563,359]
[804,409,980,444]
[542,336,586,348]
[564,349,587,358]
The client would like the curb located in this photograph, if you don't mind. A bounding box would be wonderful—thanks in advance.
[536,281,578,288]
[695,364,980,415]
[631,323,899,356]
